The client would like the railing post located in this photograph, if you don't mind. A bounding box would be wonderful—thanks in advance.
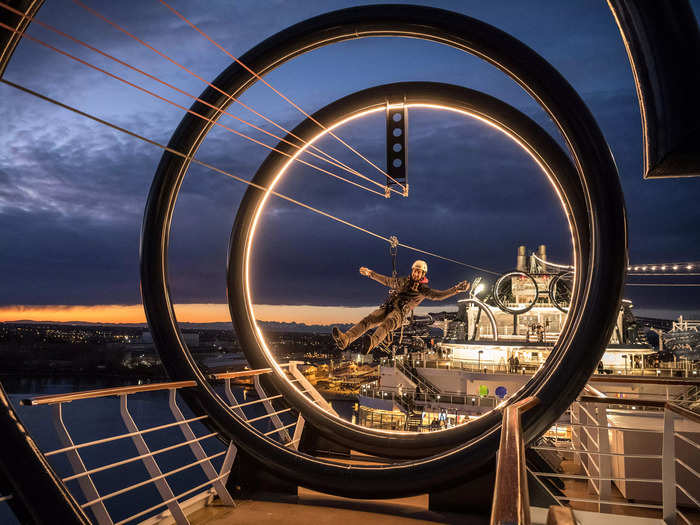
[288,362,337,415]
[596,404,612,513]
[119,394,189,524]
[168,389,235,507]
[662,407,676,524]
[223,378,246,419]
[52,403,113,525]
[253,376,292,443]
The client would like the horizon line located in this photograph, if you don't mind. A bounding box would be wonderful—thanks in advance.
[0,303,692,326]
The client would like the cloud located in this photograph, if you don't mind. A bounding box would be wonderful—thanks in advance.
[1,0,698,320]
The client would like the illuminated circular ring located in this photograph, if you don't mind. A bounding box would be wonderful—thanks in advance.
[232,82,580,455]
[141,5,626,497]
[549,271,574,313]
[493,271,539,315]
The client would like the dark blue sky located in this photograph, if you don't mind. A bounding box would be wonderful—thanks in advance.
[1,0,699,320]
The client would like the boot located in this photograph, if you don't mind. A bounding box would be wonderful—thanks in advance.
[332,327,349,350]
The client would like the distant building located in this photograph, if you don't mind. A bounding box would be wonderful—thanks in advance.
[342,350,373,364]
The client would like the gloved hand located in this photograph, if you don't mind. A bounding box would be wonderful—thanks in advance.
[455,280,470,292]
[359,267,372,277]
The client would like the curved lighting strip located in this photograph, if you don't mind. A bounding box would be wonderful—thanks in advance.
[243,102,577,435]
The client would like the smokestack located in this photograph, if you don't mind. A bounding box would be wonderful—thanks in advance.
[517,245,527,272]
[538,244,547,262]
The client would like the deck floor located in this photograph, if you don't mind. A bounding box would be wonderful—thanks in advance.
[189,489,485,524]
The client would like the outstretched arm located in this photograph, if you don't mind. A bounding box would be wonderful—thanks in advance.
[360,267,397,288]
[423,280,470,301]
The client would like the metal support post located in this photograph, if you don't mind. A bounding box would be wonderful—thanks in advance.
[288,362,338,415]
[223,379,246,419]
[254,376,292,443]
[290,414,305,451]
[119,395,189,524]
[595,404,612,513]
[52,403,112,525]
[168,390,235,506]
[662,408,676,524]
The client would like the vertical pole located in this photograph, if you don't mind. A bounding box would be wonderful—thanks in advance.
[52,404,112,525]
[119,395,188,524]
[662,408,677,524]
[596,405,612,513]
[253,376,292,443]
[168,390,235,506]
[223,378,246,419]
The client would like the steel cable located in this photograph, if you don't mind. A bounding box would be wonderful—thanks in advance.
[0,1,399,197]
[0,19,394,198]
[1,78,497,276]
[157,0,407,191]
[67,0,397,196]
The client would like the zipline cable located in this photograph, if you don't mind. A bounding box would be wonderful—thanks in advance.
[398,242,500,276]
[157,0,407,192]
[0,20,394,199]
[0,1,397,197]
[67,0,391,195]
[1,78,497,276]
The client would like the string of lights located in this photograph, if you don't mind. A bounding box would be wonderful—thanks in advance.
[627,263,698,273]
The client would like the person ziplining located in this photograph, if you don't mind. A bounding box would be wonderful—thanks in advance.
[332,260,470,352]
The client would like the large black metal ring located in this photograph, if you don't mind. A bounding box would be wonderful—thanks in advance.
[141,4,627,498]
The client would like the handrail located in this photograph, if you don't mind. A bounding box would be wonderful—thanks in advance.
[395,358,441,394]
[20,380,197,406]
[666,402,700,424]
[21,367,280,405]
[578,395,665,408]
[589,376,700,386]
[490,396,540,525]
[209,368,273,380]
[579,396,700,423]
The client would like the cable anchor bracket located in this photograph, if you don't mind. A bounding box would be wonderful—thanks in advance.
[385,99,408,198]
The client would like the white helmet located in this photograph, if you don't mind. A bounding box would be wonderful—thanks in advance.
[412,260,428,273]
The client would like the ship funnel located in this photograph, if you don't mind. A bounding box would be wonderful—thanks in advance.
[517,245,527,272]
[538,244,547,261]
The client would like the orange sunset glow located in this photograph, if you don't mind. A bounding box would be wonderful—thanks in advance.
[0,304,455,325]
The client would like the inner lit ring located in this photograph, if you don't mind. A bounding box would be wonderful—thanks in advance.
[243,102,578,433]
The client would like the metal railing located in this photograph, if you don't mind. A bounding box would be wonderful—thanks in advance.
[394,357,441,394]
[19,367,305,524]
[527,396,699,522]
[413,353,699,378]
[491,396,539,525]
[360,388,500,411]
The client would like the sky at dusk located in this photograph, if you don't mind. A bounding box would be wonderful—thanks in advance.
[1,0,699,324]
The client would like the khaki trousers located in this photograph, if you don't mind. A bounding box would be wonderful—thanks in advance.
[345,307,403,349]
